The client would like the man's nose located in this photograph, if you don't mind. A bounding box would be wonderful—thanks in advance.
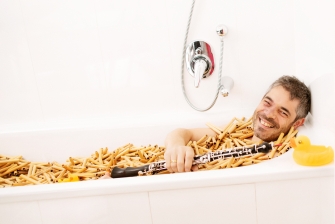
[265,107,276,118]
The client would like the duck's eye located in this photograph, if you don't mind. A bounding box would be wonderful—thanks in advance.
[298,140,302,144]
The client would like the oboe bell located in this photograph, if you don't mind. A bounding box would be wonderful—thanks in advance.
[112,164,150,178]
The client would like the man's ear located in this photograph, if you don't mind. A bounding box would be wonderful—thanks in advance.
[293,118,305,129]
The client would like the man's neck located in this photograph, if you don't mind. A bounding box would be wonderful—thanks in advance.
[251,135,262,143]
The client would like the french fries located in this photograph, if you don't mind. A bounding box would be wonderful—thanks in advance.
[0,116,297,187]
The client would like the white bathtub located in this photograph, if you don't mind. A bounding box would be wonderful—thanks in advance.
[0,115,333,224]
[1,74,334,224]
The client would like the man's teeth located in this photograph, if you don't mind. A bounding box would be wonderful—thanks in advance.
[260,119,274,128]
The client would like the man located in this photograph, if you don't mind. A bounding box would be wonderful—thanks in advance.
[164,76,311,173]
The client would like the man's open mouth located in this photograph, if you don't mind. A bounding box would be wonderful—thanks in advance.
[259,117,275,128]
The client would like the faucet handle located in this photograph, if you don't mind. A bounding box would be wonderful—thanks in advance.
[194,59,207,88]
[185,40,215,88]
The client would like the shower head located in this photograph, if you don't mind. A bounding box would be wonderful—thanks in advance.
[216,24,228,41]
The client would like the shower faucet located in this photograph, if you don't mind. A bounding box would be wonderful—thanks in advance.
[181,19,233,111]
[185,41,214,88]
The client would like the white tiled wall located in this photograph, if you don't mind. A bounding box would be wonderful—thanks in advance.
[1,0,333,132]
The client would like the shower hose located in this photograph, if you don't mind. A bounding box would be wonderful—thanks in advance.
[181,0,225,111]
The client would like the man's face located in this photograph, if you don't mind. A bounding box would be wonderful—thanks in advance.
[252,86,302,142]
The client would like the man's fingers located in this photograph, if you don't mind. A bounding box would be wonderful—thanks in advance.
[164,153,173,173]
[177,152,186,173]
[191,165,198,171]
[164,146,194,173]
[184,148,194,172]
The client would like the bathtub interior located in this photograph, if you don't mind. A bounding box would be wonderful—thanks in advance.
[1,74,333,162]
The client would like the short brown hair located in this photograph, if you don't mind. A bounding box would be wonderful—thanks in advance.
[267,76,311,120]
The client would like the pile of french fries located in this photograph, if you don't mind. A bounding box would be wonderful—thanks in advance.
[0,116,298,187]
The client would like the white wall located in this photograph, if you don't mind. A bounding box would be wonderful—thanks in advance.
[0,0,334,133]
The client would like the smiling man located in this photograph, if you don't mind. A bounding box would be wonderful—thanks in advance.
[164,76,311,173]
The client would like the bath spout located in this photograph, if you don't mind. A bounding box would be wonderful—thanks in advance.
[220,76,234,97]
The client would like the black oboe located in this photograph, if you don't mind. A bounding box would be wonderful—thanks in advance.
[111,142,273,178]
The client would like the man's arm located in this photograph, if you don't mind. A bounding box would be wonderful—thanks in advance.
[164,128,217,173]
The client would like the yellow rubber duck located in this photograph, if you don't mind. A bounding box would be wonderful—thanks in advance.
[58,174,79,183]
[290,135,334,166]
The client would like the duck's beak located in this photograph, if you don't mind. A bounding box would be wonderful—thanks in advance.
[290,138,297,148]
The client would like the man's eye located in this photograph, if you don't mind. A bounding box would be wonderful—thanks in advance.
[281,111,288,117]
[264,101,270,105]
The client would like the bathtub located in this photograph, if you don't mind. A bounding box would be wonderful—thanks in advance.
[0,75,334,224]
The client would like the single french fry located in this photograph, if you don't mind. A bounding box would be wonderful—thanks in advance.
[206,123,222,134]
[258,155,270,160]
[286,127,295,138]
[275,133,285,144]
[279,144,291,154]
[208,160,219,165]
[71,173,96,178]
[62,165,74,172]
[0,163,16,174]
[98,148,103,164]
[232,158,245,167]
[250,153,265,159]
[140,159,148,163]
[230,133,244,138]
[69,157,75,166]
[239,132,254,140]
[235,120,252,131]
[0,177,13,185]
[242,161,253,166]
[227,121,238,134]
[147,154,158,163]
[192,141,200,155]
[87,158,100,165]
[236,139,247,146]
[32,165,37,176]
[226,157,235,168]
[0,159,20,164]
[197,135,208,145]
[86,164,108,169]
[195,141,203,155]
[103,147,108,155]
[43,173,52,184]
[226,140,231,149]
[212,159,230,170]
[277,130,298,152]
[232,138,241,147]
[0,162,30,177]
[33,167,52,177]
[219,118,236,139]
[52,164,65,171]
[20,174,41,185]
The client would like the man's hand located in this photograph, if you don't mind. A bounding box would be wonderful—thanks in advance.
[164,128,216,173]
[164,145,195,173]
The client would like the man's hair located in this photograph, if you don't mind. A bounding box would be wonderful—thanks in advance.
[267,76,311,120]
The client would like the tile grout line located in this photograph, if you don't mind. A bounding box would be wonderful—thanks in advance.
[147,192,155,224]
[254,183,259,224]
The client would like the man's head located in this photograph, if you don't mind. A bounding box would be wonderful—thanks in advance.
[252,76,311,142]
